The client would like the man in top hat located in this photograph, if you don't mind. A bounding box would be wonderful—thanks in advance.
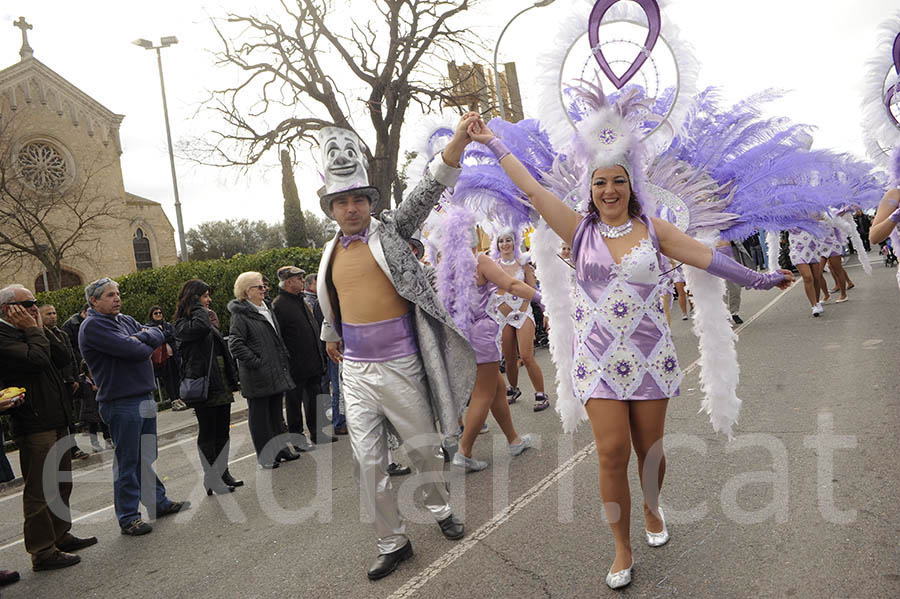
[315,113,478,580]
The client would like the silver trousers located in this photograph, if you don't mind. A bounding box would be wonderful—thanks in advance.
[342,353,452,554]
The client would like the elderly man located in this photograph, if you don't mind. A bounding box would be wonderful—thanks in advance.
[40,305,89,461]
[273,266,334,448]
[0,284,96,571]
[78,278,189,536]
[316,113,478,579]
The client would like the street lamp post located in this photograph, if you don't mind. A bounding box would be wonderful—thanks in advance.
[133,36,187,261]
[492,0,557,121]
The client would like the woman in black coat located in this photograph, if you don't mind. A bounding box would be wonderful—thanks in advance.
[146,306,185,411]
[227,272,298,469]
[174,280,243,493]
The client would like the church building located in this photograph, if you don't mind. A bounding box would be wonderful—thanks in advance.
[0,17,177,292]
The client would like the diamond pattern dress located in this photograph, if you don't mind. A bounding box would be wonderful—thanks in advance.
[570,214,682,403]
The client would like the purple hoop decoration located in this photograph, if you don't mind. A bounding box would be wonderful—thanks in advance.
[587,0,661,90]
[893,31,900,75]
[885,83,900,129]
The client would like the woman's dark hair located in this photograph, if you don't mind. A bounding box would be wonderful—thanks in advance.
[588,168,643,220]
[174,279,211,322]
[147,305,164,322]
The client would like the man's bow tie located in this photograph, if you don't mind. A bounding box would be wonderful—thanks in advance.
[340,229,369,248]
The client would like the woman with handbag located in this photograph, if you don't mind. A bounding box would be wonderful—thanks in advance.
[227,272,298,469]
[174,280,243,494]
[146,306,186,411]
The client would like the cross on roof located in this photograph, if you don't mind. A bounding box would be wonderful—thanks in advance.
[14,16,34,61]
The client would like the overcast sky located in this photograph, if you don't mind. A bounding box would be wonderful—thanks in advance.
[2,0,896,244]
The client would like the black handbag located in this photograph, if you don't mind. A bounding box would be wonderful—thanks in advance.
[179,338,215,404]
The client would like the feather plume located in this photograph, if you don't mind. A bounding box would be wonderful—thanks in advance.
[861,12,900,171]
[435,206,478,339]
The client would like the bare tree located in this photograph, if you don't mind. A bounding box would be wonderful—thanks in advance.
[198,0,484,209]
[0,117,121,290]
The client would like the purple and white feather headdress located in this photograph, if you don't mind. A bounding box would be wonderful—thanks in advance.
[861,12,900,185]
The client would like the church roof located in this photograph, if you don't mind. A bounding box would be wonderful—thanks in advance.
[0,57,125,153]
[125,192,175,230]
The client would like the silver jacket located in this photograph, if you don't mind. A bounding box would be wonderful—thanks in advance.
[317,158,476,436]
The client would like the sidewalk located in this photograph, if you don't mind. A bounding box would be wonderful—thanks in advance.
[0,392,249,492]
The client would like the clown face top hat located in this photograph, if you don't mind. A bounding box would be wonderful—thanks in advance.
[317,127,380,219]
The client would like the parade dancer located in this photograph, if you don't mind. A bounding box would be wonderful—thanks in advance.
[315,114,478,580]
[488,228,550,411]
[436,207,537,472]
[789,229,828,316]
[466,110,792,589]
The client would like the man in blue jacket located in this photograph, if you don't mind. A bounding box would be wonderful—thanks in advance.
[78,278,190,536]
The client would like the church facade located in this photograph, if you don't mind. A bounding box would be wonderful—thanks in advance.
[0,19,177,292]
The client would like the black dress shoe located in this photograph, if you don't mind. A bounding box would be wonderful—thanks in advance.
[259,461,279,470]
[731,314,744,325]
[0,569,20,586]
[387,462,411,476]
[222,469,244,487]
[32,550,81,571]
[276,449,301,462]
[55,533,98,553]
[291,439,316,452]
[333,425,348,435]
[367,541,413,580]
[437,514,464,540]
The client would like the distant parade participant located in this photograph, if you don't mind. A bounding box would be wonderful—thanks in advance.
[315,114,477,580]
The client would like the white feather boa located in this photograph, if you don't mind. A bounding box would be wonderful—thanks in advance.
[531,221,585,432]
[829,214,872,275]
[860,12,900,170]
[683,244,741,440]
[766,230,781,273]
[892,230,900,292]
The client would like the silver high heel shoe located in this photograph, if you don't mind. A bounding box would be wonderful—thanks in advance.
[605,559,634,589]
[645,506,670,547]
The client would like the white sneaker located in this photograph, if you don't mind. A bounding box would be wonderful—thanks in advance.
[451,452,488,472]
[508,433,533,456]
[812,302,824,317]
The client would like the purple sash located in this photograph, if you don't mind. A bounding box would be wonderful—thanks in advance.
[342,313,418,362]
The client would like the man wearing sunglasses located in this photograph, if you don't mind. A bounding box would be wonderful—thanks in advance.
[78,277,190,537]
[0,284,96,572]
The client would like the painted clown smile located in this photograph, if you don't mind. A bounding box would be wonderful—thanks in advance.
[329,163,359,176]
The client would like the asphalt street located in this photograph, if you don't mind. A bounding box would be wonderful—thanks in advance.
[1,251,897,599]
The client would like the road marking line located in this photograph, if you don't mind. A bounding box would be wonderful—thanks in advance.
[388,279,794,597]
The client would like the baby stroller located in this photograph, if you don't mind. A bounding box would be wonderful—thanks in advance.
[880,242,898,267]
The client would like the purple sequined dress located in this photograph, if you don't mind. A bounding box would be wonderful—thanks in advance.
[469,279,501,364]
[570,214,682,403]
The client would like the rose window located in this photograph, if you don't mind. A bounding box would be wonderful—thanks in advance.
[16,142,69,192]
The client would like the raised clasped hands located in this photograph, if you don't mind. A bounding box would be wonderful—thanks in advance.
[466,117,494,145]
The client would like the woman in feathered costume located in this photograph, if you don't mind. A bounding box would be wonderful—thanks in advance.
[487,227,550,410]
[434,207,540,472]
[466,108,793,588]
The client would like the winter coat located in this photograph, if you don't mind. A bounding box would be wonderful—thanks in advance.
[79,309,165,402]
[77,373,101,424]
[0,323,73,437]
[272,290,325,381]
[145,319,180,371]
[47,325,79,384]
[61,312,85,362]
[227,299,295,399]
[175,305,239,407]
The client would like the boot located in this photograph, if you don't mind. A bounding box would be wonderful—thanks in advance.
[204,472,235,495]
[221,469,243,488]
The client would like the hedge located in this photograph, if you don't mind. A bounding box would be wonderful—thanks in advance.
[35,246,324,333]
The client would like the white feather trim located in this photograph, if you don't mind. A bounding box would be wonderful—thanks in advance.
[402,115,458,200]
[531,221,585,432]
[892,230,900,292]
[766,230,781,273]
[860,12,900,171]
[683,240,741,440]
[831,213,872,275]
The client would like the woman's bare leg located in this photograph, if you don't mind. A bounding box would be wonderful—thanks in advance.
[459,363,504,458]
[827,256,850,299]
[516,319,544,393]
[675,282,688,316]
[585,398,633,573]
[815,258,830,302]
[629,399,669,533]
[488,370,519,444]
[796,263,818,307]
[501,324,519,390]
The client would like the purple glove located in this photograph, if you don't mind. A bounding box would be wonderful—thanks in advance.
[707,248,786,290]
[888,208,900,224]
[532,289,544,310]
[485,137,511,161]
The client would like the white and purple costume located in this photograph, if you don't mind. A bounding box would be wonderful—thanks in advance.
[486,263,535,351]
[470,280,501,364]
[819,228,843,258]
[788,229,823,266]
[570,214,682,403]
